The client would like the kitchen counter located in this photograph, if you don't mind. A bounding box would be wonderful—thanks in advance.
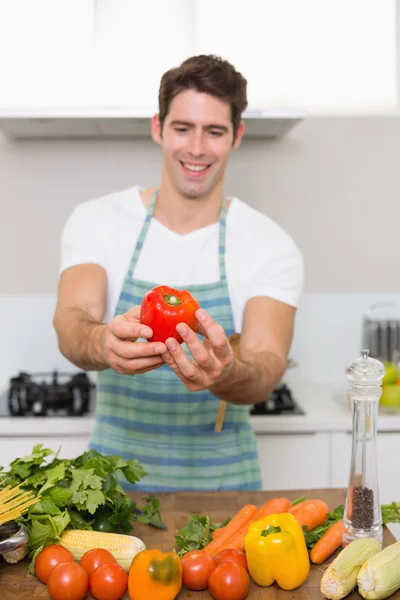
[0,488,398,599]
[1,381,400,435]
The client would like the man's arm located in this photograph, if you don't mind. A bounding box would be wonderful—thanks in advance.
[210,296,296,404]
[53,264,109,370]
[161,297,296,405]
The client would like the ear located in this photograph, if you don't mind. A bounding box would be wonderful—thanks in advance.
[232,120,245,150]
[151,114,162,144]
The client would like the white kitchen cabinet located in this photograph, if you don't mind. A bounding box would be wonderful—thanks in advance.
[194,0,396,113]
[331,432,400,504]
[92,0,195,109]
[1,435,91,470]
[0,0,94,109]
[256,432,330,491]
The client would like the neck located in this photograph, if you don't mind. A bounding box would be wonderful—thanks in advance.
[142,174,224,235]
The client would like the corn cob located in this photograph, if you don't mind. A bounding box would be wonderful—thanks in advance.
[357,541,400,599]
[320,538,381,599]
[59,529,146,572]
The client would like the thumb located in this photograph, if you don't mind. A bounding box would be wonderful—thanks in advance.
[124,305,141,321]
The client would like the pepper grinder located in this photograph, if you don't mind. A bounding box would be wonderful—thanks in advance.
[343,349,385,547]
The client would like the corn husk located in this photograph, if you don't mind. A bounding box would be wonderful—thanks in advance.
[320,538,381,599]
[357,541,400,599]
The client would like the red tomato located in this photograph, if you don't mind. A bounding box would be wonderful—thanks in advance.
[214,549,248,572]
[80,548,116,575]
[181,549,217,591]
[208,562,249,600]
[34,545,75,584]
[47,561,89,600]
[90,562,128,600]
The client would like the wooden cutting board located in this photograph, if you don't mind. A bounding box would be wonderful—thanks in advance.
[0,488,398,599]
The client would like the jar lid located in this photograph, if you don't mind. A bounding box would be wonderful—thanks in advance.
[346,349,385,385]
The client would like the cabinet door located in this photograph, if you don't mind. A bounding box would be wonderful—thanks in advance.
[331,432,400,504]
[0,0,93,109]
[1,436,91,470]
[194,0,396,113]
[92,0,194,108]
[256,432,330,491]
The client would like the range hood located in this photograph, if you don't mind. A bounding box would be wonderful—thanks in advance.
[0,107,305,140]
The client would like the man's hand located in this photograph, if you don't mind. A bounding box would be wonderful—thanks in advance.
[161,309,236,391]
[103,306,168,375]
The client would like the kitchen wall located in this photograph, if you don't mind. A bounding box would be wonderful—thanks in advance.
[1,115,400,400]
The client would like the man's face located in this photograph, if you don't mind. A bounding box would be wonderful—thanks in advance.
[152,89,244,199]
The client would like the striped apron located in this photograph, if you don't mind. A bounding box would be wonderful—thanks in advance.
[89,190,262,492]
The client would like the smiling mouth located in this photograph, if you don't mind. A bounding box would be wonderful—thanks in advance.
[180,161,211,174]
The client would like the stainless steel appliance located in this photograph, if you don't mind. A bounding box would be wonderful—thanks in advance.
[362,303,400,363]
[7,370,95,416]
[250,383,305,416]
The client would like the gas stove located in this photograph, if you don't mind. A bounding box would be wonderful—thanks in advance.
[7,370,95,417]
[250,383,305,416]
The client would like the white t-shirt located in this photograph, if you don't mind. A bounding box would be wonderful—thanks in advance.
[60,185,304,332]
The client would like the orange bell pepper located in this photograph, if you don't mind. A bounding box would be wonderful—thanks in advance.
[128,549,182,600]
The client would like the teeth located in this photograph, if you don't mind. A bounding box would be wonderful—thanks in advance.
[183,163,208,172]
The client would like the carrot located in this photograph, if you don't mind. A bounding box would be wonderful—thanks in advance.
[288,500,307,514]
[310,520,344,564]
[213,497,292,553]
[203,504,258,556]
[212,528,224,540]
[290,499,330,531]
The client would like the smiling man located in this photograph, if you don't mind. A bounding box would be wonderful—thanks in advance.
[53,55,304,492]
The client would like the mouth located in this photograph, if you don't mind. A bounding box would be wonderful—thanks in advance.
[179,161,212,178]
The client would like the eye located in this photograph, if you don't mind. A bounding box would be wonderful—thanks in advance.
[209,130,223,137]
[175,127,188,133]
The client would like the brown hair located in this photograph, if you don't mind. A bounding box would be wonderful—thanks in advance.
[158,55,248,140]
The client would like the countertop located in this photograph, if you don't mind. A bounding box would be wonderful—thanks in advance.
[0,487,398,599]
[1,381,400,436]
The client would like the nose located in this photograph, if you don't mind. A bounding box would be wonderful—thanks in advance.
[187,131,207,157]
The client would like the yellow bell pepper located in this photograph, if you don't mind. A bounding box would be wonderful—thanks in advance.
[244,512,310,590]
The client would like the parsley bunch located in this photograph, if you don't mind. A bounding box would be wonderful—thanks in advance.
[0,444,163,570]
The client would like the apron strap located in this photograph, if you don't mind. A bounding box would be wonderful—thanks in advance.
[128,190,158,278]
[129,189,228,282]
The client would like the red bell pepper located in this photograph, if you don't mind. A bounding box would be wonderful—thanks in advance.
[140,285,201,344]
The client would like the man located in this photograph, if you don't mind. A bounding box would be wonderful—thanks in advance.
[53,55,304,492]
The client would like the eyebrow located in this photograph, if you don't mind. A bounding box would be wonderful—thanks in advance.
[169,120,229,132]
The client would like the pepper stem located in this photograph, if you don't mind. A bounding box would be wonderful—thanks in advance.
[261,525,282,537]
[164,294,182,307]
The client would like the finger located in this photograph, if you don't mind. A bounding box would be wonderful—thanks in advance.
[162,351,197,386]
[116,355,165,374]
[195,309,230,360]
[164,337,202,382]
[135,362,166,375]
[114,340,167,360]
[124,305,141,320]
[110,315,153,341]
[175,323,215,371]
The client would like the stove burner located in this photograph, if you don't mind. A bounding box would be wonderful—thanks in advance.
[8,370,95,417]
[250,383,305,416]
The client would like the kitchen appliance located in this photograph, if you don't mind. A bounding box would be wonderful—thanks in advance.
[343,349,384,546]
[362,303,400,363]
[250,383,305,416]
[7,370,95,417]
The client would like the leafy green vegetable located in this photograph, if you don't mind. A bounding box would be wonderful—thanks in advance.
[174,514,231,557]
[303,505,344,550]
[381,502,400,524]
[0,444,164,572]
